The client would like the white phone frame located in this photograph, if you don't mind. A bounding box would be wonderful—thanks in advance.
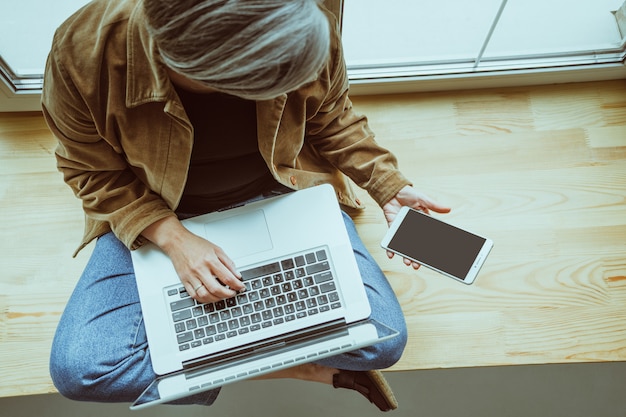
[381,206,493,285]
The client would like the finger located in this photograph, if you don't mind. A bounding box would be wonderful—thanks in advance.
[220,253,241,279]
[185,269,235,302]
[207,248,244,291]
[191,282,217,302]
[196,286,228,303]
[191,281,205,294]
[212,264,245,292]
[384,211,398,226]
[423,199,452,215]
[200,275,237,300]
[401,257,421,270]
[387,250,395,259]
[184,280,217,303]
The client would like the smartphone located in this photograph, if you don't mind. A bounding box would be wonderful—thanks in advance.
[381,206,493,285]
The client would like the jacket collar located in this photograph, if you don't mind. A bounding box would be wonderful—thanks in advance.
[125,0,173,109]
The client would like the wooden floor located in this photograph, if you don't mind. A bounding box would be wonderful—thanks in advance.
[1,80,625,397]
[350,80,626,370]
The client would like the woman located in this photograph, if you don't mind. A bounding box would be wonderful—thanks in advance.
[43,0,450,411]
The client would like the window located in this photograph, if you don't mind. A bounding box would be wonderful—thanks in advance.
[1,0,625,111]
[342,0,626,93]
[0,0,90,111]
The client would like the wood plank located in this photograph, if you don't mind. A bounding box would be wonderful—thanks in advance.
[586,126,626,148]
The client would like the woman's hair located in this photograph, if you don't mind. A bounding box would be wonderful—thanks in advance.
[143,0,331,100]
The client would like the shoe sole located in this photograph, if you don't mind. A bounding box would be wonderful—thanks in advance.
[366,370,399,411]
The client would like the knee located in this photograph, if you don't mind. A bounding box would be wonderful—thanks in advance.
[49,347,92,401]
[49,335,114,402]
[388,324,409,365]
[365,323,408,369]
[365,298,409,369]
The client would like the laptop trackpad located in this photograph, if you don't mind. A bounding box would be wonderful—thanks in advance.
[203,210,273,259]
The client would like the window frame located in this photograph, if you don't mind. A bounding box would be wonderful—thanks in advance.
[343,0,626,94]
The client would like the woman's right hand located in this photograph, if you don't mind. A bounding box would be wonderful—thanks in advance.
[141,216,244,303]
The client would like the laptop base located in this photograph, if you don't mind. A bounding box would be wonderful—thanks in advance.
[131,319,398,410]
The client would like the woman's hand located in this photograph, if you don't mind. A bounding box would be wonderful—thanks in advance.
[382,185,451,269]
[141,216,244,303]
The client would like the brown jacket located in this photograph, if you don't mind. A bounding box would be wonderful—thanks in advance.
[42,0,411,253]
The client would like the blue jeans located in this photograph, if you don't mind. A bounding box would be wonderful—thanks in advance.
[49,212,408,405]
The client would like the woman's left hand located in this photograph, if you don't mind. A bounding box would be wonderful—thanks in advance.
[382,185,452,269]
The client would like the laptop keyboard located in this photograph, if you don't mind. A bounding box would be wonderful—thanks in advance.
[167,248,343,352]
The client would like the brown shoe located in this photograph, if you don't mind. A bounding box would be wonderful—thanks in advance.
[333,370,398,411]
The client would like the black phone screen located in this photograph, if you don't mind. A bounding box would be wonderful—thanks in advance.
[387,210,487,280]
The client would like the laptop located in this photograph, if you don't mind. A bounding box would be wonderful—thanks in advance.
[129,184,399,409]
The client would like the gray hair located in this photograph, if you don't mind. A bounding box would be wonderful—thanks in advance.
[144,0,331,100]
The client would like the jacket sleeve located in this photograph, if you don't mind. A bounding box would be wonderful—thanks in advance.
[304,20,411,207]
[41,41,175,250]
